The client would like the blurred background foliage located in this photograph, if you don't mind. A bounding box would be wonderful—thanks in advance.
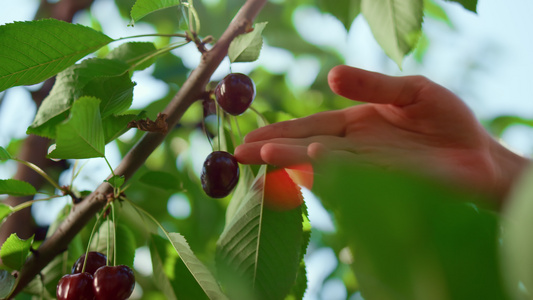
[1,0,533,299]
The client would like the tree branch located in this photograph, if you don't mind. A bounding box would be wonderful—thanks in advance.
[9,0,268,297]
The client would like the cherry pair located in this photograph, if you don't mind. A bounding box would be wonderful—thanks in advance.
[56,252,135,300]
[200,73,255,198]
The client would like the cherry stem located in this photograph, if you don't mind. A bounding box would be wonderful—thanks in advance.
[103,157,116,178]
[228,115,256,187]
[201,93,215,151]
[71,160,89,187]
[111,202,117,267]
[226,116,239,151]
[10,195,63,214]
[127,41,190,73]
[204,119,214,151]
[38,273,45,299]
[248,106,269,126]
[104,156,120,198]
[216,99,222,152]
[70,160,79,188]
[115,33,188,40]
[14,159,62,192]
[182,0,201,35]
[14,158,82,202]
[232,115,244,142]
[106,213,111,266]
[82,204,109,273]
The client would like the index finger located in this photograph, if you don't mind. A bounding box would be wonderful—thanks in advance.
[328,65,430,107]
[244,109,347,143]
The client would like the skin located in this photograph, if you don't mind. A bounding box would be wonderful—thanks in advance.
[235,65,530,209]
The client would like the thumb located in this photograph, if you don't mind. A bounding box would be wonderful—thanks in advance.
[328,65,428,107]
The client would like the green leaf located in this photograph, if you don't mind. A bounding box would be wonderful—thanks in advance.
[152,53,188,84]
[444,0,477,12]
[216,165,305,300]
[0,179,36,196]
[289,261,308,300]
[102,114,138,144]
[139,171,180,191]
[0,204,14,223]
[167,233,228,300]
[225,165,254,225]
[0,269,16,299]
[228,22,267,63]
[84,75,136,119]
[313,159,509,300]
[115,223,136,267]
[90,220,136,268]
[0,19,113,92]
[27,58,134,138]
[149,234,179,300]
[107,42,158,71]
[105,175,125,189]
[0,233,34,270]
[0,146,12,161]
[412,32,430,63]
[130,0,183,25]
[288,207,310,300]
[48,96,105,159]
[424,0,453,27]
[318,0,361,30]
[502,165,533,299]
[361,0,423,68]
[149,234,209,300]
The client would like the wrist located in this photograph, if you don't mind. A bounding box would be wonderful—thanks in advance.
[490,140,530,208]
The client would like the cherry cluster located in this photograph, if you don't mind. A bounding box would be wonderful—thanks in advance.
[56,251,135,300]
[201,73,255,198]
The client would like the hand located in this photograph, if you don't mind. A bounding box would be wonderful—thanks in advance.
[235,66,529,207]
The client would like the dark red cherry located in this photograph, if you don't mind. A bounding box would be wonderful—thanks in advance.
[201,151,240,198]
[57,272,95,300]
[93,265,135,300]
[215,73,256,115]
[72,252,107,275]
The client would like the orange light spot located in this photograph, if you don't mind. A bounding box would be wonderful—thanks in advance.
[263,168,303,211]
[285,163,314,190]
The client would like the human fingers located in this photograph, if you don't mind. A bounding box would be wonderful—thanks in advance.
[308,142,376,168]
[243,109,346,143]
[234,142,265,164]
[256,142,355,167]
[328,65,431,107]
[235,142,312,166]
[260,143,312,166]
[235,136,353,165]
